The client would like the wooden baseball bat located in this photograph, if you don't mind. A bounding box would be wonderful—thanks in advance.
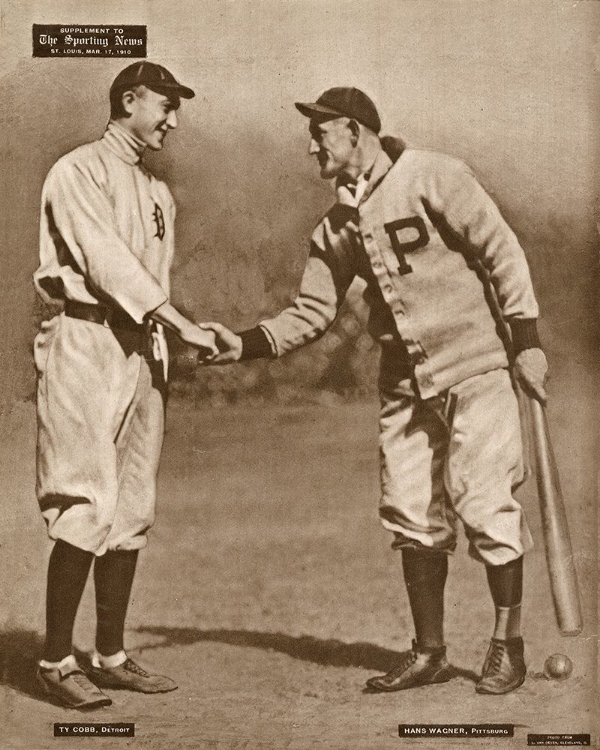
[528,397,583,636]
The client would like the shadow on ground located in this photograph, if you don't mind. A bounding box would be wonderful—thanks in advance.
[0,630,105,707]
[0,627,479,704]
[135,626,480,682]
[0,630,44,700]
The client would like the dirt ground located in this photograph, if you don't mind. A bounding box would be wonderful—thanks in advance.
[0,387,597,750]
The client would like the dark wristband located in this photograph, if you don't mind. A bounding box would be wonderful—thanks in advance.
[510,318,541,355]
[238,326,274,361]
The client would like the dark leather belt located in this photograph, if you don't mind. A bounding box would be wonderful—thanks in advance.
[64,300,145,333]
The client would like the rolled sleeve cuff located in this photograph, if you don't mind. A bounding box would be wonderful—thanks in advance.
[238,325,276,360]
[510,318,541,354]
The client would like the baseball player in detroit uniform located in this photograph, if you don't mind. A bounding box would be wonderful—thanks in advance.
[33,62,216,709]
[202,88,548,695]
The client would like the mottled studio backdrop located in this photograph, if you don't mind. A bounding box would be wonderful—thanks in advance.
[0,0,598,408]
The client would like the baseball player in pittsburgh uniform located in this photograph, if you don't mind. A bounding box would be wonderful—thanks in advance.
[33,62,216,709]
[201,88,548,695]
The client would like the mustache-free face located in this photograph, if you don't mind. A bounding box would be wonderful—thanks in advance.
[308,117,355,179]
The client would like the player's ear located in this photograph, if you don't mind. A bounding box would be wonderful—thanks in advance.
[348,119,360,146]
[121,89,137,116]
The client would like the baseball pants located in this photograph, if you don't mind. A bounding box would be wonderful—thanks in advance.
[34,313,166,556]
[378,368,533,565]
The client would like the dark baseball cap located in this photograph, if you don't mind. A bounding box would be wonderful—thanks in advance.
[110,61,195,99]
[295,87,381,134]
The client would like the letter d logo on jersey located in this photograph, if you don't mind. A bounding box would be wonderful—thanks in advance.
[152,202,165,240]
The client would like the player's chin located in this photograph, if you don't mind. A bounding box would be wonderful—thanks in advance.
[147,134,167,150]
[319,164,337,179]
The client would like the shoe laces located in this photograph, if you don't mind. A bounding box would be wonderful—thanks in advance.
[388,647,418,677]
[486,641,507,674]
[68,671,95,690]
[123,659,150,677]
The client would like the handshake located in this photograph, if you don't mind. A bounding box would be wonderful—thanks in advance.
[179,321,244,366]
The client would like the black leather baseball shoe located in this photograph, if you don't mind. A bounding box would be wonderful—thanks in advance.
[365,640,453,692]
[88,658,178,694]
[37,661,112,709]
[476,637,526,694]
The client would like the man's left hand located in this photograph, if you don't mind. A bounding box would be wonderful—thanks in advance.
[514,347,548,404]
[197,322,243,365]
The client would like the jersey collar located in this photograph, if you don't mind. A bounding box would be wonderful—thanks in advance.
[334,148,393,207]
[102,121,146,165]
[358,148,394,205]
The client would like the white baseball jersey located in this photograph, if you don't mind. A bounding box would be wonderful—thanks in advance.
[34,121,175,555]
[260,146,540,398]
[35,120,173,321]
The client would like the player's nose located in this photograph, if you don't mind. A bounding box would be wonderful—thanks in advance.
[166,110,178,129]
[308,138,320,155]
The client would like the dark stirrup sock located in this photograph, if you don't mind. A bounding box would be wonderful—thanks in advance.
[485,556,523,607]
[94,549,139,657]
[401,547,448,650]
[486,556,524,640]
[44,540,94,662]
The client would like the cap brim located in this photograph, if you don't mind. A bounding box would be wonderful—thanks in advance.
[148,82,195,99]
[176,86,195,99]
[295,101,343,119]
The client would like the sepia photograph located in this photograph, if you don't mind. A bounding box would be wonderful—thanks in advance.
[0,1,598,748]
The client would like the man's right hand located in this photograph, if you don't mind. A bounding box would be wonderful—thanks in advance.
[150,301,219,359]
[180,324,219,359]
[197,322,243,365]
